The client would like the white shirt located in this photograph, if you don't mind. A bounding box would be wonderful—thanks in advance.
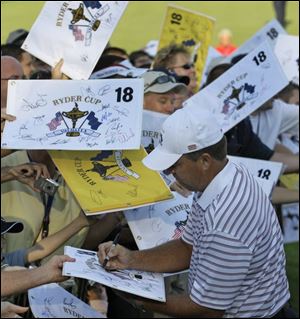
[250,99,299,149]
[182,160,290,318]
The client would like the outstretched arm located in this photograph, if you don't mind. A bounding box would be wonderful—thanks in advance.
[1,255,75,297]
[26,211,90,264]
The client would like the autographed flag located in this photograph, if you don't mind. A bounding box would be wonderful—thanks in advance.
[49,148,173,215]
[21,1,128,79]
[47,112,63,131]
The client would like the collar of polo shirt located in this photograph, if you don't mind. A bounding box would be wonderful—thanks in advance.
[196,160,236,210]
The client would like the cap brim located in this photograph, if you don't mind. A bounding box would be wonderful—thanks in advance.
[145,82,187,94]
[1,221,24,235]
[142,146,182,171]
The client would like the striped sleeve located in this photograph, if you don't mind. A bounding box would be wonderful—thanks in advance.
[190,230,252,310]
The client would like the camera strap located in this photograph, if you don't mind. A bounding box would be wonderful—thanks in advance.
[41,193,55,239]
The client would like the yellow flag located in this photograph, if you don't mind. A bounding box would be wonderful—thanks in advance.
[158,4,215,86]
[49,148,173,215]
[280,174,299,190]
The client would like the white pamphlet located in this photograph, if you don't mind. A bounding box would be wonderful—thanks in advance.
[62,246,166,302]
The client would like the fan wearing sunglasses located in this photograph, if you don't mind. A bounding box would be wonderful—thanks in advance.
[141,70,188,114]
[153,44,197,95]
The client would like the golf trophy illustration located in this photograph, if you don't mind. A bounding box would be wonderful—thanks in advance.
[68,3,101,31]
[62,102,88,137]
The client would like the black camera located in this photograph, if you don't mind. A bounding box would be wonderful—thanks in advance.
[34,177,59,196]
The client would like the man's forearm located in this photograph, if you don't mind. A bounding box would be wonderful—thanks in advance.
[26,215,88,263]
[271,186,299,204]
[1,268,47,297]
[271,152,299,173]
[135,294,223,318]
[130,239,192,273]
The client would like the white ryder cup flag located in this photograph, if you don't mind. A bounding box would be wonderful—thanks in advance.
[22,1,128,79]
[275,35,299,85]
[1,79,143,150]
[125,192,193,250]
[185,41,289,132]
[227,19,287,60]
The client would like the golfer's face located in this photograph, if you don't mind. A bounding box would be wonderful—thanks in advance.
[166,156,204,192]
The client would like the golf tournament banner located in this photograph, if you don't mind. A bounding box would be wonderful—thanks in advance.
[184,41,289,133]
[49,148,173,215]
[158,4,215,86]
[229,156,284,197]
[1,79,143,150]
[125,191,193,250]
[22,1,128,79]
[275,35,299,85]
[227,19,287,60]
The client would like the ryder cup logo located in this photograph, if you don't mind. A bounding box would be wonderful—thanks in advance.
[221,82,258,118]
[46,103,102,138]
[67,2,109,46]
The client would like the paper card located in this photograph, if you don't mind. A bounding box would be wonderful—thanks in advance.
[49,148,173,215]
[282,203,299,244]
[275,35,299,85]
[158,4,215,85]
[28,283,105,318]
[125,192,193,250]
[1,79,143,150]
[21,1,128,80]
[227,19,287,60]
[228,156,284,197]
[184,41,289,132]
[63,246,166,302]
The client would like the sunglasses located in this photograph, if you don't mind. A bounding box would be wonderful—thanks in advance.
[144,74,176,91]
[172,63,194,70]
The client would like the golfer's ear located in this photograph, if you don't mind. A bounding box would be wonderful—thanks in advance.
[199,153,212,170]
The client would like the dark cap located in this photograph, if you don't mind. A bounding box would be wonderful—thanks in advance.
[6,29,29,46]
[1,217,24,235]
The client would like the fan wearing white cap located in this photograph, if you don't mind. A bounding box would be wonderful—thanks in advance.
[98,106,290,318]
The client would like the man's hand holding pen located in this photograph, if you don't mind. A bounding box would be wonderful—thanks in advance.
[98,234,135,271]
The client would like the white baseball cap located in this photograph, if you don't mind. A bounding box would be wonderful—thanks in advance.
[142,107,223,171]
